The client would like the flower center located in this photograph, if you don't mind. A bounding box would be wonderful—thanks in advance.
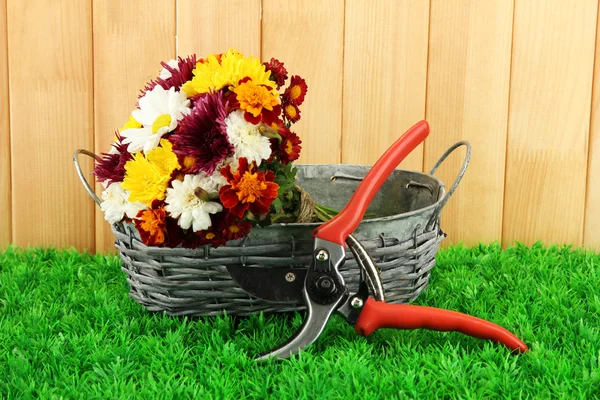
[152,114,172,134]
[185,190,203,208]
[206,232,216,239]
[285,140,294,154]
[183,156,196,170]
[236,172,267,203]
[228,225,240,234]
[289,85,302,101]
[285,104,297,118]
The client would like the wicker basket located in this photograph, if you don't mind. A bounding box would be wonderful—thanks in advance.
[74,142,471,316]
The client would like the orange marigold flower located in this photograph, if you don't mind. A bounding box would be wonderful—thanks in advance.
[232,77,279,118]
[285,76,307,105]
[219,157,279,218]
[135,201,168,246]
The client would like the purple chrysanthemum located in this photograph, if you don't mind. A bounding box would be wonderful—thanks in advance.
[93,133,133,186]
[170,91,233,175]
[140,55,197,97]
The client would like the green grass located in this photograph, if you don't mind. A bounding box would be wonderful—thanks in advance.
[0,243,599,399]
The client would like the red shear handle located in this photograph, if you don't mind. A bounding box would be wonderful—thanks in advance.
[313,121,430,246]
[355,298,528,353]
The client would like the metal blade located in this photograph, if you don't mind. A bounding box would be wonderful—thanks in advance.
[256,288,346,361]
[346,235,385,302]
[226,265,307,303]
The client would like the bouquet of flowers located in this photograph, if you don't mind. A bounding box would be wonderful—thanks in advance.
[94,49,333,249]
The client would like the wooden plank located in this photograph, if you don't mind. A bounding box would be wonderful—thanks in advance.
[585,3,600,251]
[342,0,429,171]
[7,0,94,250]
[93,0,176,253]
[424,0,514,245]
[503,0,596,247]
[262,0,344,164]
[0,0,10,248]
[177,0,260,58]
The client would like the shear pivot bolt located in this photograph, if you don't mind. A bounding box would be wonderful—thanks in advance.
[351,297,364,309]
[315,276,335,293]
[285,272,296,282]
[316,250,329,261]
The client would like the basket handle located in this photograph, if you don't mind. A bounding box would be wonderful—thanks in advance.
[426,141,472,229]
[73,149,102,207]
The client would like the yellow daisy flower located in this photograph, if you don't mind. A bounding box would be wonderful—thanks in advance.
[122,139,180,206]
[182,49,274,97]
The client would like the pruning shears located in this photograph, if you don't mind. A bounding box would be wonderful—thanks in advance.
[248,120,528,360]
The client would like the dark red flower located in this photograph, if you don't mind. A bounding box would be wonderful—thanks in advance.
[278,130,302,164]
[284,76,308,105]
[263,58,288,89]
[170,91,233,175]
[93,133,133,186]
[141,55,197,96]
[222,215,252,240]
[219,158,279,218]
[282,100,301,124]
[185,211,228,248]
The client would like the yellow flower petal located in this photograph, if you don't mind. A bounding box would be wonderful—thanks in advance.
[122,139,180,206]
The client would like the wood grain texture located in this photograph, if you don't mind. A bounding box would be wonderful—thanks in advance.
[425,0,513,245]
[0,0,10,247]
[93,0,175,253]
[262,0,344,164]
[342,0,429,170]
[503,0,596,247]
[8,0,94,250]
[585,4,600,251]
[177,0,260,58]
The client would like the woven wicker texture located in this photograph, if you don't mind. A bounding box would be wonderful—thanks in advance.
[115,223,445,316]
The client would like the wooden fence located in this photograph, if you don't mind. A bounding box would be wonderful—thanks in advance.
[1,0,599,253]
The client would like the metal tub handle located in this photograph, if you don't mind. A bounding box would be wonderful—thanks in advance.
[427,141,472,229]
[73,149,102,207]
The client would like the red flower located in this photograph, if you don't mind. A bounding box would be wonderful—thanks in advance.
[93,133,133,186]
[282,101,301,124]
[190,229,228,249]
[278,130,302,164]
[219,158,279,218]
[263,58,288,89]
[284,76,308,105]
[223,215,252,240]
[185,212,228,248]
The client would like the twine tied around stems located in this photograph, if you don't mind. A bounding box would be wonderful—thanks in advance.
[295,185,316,223]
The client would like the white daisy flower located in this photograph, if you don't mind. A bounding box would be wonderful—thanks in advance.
[165,174,224,232]
[159,59,179,80]
[224,110,272,166]
[121,86,191,154]
[100,183,146,224]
